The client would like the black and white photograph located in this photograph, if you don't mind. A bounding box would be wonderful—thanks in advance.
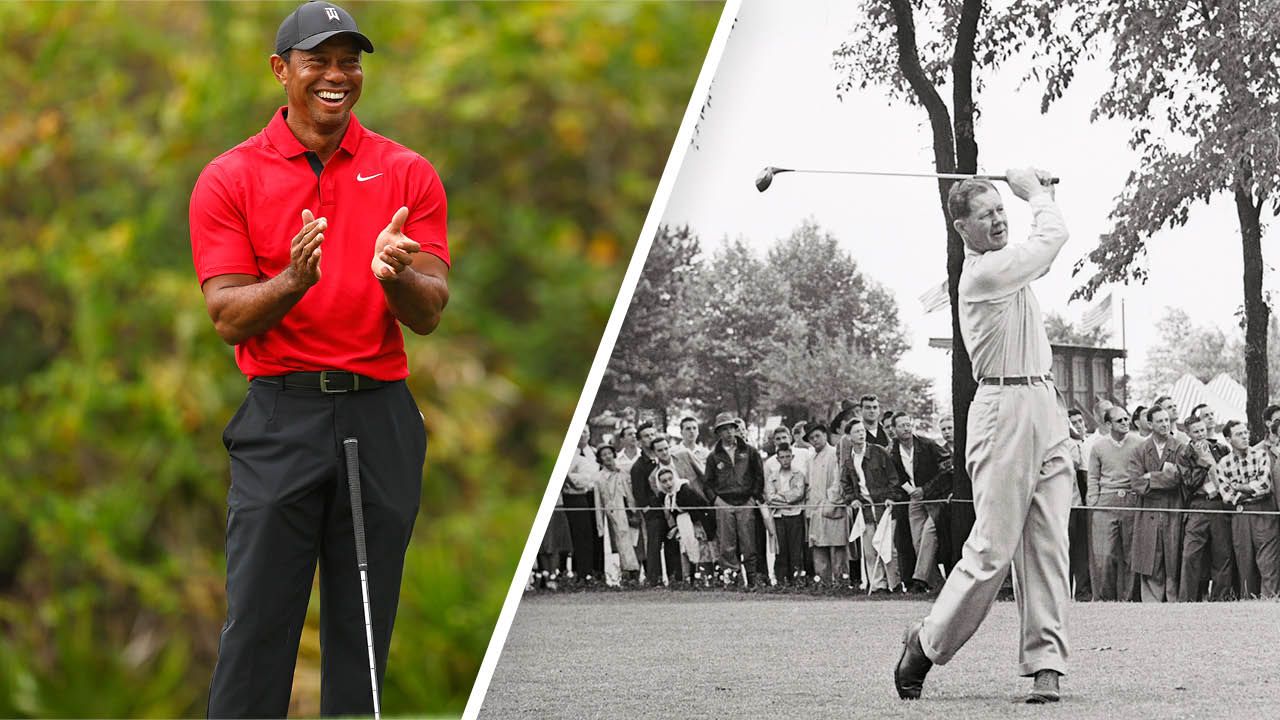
[477,1,1280,717]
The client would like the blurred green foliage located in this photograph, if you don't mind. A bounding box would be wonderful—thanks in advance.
[0,1,722,716]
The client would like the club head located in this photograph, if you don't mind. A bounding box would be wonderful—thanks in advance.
[755,166,791,193]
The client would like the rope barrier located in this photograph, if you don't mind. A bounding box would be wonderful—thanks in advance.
[553,496,1280,516]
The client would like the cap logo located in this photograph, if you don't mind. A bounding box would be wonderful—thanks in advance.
[325,7,340,22]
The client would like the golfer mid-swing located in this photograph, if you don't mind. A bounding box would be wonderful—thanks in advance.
[189,2,449,715]
[895,168,1073,704]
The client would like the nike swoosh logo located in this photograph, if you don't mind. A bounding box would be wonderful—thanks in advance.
[356,172,383,182]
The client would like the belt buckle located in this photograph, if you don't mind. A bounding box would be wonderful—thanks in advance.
[1117,489,1127,498]
[319,370,350,393]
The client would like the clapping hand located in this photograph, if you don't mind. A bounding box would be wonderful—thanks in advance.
[371,206,420,281]
[287,209,325,289]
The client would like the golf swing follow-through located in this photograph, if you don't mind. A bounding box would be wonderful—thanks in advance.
[892,167,1075,704]
[760,162,1074,702]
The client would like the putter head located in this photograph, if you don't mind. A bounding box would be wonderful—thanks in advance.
[755,166,790,192]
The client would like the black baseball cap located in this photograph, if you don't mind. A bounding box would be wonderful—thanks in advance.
[275,1,375,56]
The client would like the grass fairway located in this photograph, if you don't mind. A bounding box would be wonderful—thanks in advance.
[480,591,1280,718]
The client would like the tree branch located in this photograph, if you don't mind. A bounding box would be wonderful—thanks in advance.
[952,0,983,173]
[887,0,957,174]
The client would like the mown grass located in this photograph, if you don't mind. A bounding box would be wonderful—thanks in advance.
[481,592,1280,718]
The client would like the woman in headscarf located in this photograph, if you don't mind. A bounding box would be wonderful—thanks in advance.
[655,468,716,585]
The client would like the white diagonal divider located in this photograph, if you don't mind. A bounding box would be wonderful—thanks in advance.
[460,2,745,717]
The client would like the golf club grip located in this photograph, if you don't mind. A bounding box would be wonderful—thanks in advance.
[977,174,1061,185]
[343,438,369,567]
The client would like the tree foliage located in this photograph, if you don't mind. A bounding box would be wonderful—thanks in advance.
[0,2,721,716]
[832,0,995,534]
[1044,311,1112,347]
[1137,307,1237,401]
[998,0,1280,438]
[599,223,931,429]
[597,225,703,424]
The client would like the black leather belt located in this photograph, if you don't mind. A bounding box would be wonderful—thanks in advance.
[257,371,390,393]
[979,374,1053,386]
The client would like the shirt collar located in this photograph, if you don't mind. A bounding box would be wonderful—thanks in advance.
[265,106,364,159]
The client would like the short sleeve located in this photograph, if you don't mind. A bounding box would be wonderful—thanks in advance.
[404,157,449,267]
[189,163,259,284]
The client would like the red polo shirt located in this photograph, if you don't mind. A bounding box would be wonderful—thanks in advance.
[189,108,448,380]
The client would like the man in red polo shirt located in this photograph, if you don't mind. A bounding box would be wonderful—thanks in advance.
[188,2,449,716]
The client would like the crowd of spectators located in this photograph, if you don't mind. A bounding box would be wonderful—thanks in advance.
[532,393,1280,602]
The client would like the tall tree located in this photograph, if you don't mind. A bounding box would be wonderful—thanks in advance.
[764,219,909,359]
[684,239,780,424]
[1002,0,1280,440]
[834,0,990,538]
[758,320,933,420]
[598,225,703,423]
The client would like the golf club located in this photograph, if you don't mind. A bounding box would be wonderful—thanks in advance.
[343,437,381,720]
[754,166,1060,192]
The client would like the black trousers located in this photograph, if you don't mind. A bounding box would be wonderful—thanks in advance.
[1068,508,1092,597]
[643,509,682,585]
[208,379,425,718]
[773,514,806,584]
[561,493,603,577]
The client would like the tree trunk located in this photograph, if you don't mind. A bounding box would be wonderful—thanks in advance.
[887,0,982,557]
[1236,183,1269,442]
[945,0,984,556]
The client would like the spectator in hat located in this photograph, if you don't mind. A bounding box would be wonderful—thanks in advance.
[804,423,842,582]
[594,443,641,585]
[704,412,766,586]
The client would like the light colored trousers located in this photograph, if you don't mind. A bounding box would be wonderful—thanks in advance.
[920,383,1073,676]
[812,545,849,583]
[860,516,901,591]
[908,500,943,588]
[1089,493,1136,601]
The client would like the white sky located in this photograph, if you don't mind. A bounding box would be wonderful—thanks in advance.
[662,0,1275,402]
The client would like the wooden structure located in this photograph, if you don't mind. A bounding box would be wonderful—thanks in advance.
[929,338,1127,426]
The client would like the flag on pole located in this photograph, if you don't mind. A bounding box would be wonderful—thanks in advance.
[918,280,949,315]
[1081,292,1113,332]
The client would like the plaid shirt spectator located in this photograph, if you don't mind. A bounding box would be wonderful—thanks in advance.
[1215,446,1272,505]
